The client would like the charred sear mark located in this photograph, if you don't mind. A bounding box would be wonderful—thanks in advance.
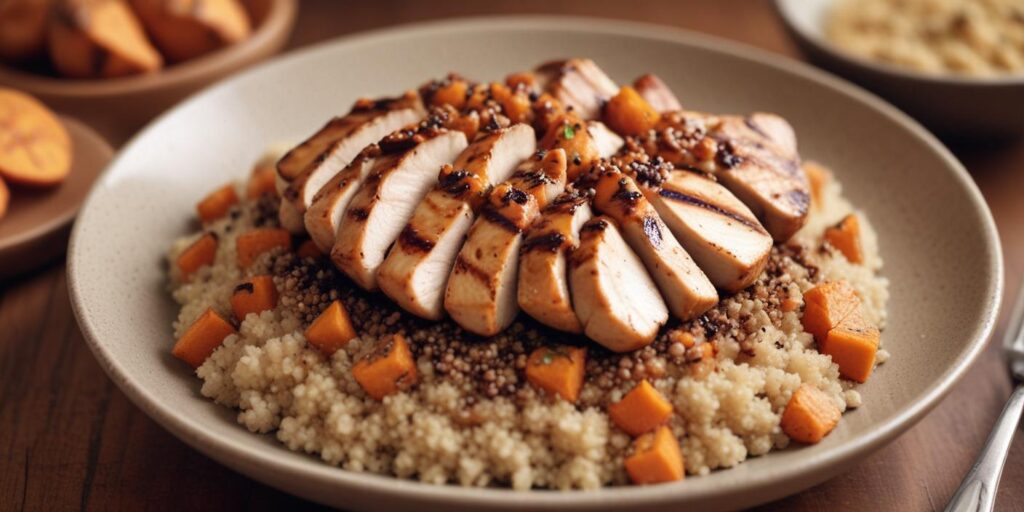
[743,116,770,140]
[439,169,474,196]
[378,129,421,154]
[454,255,495,290]
[715,141,743,169]
[512,169,554,189]
[502,188,529,205]
[348,208,369,221]
[581,218,609,234]
[399,226,435,252]
[659,188,766,233]
[642,216,663,249]
[522,232,567,253]
[482,208,521,233]
[786,188,810,212]
[233,282,255,294]
[613,178,643,204]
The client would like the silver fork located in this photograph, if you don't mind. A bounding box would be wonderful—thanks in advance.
[946,280,1024,512]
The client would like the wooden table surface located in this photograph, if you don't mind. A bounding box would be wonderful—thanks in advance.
[2,1,1022,510]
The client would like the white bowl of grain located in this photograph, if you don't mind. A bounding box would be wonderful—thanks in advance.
[775,0,1024,139]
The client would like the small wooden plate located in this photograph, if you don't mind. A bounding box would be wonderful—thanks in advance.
[0,116,113,280]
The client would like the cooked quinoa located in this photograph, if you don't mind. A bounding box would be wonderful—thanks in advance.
[827,0,1024,76]
[166,163,888,490]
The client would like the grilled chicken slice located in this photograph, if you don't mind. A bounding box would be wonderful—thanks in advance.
[518,192,593,333]
[303,146,380,251]
[276,92,424,231]
[592,167,718,321]
[444,150,568,336]
[541,115,624,180]
[644,171,772,292]
[632,74,682,113]
[711,113,807,241]
[331,123,468,290]
[535,58,618,120]
[377,124,536,319]
[570,216,669,352]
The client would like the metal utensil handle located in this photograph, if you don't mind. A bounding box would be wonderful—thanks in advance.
[944,384,1024,512]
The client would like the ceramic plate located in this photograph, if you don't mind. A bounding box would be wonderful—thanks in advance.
[0,116,112,280]
[67,17,1002,511]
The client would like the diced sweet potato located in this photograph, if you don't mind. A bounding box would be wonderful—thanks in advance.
[820,311,879,383]
[246,162,278,199]
[624,425,685,485]
[172,308,236,368]
[781,384,841,444]
[176,232,217,280]
[296,239,322,260]
[352,333,418,400]
[230,275,277,321]
[430,79,469,109]
[525,345,586,403]
[236,228,291,268]
[196,183,238,223]
[803,161,830,207]
[824,214,863,264]
[540,114,598,181]
[304,300,357,356]
[505,71,537,92]
[608,380,673,436]
[603,86,660,136]
[490,82,531,125]
[801,281,860,342]
[0,88,71,187]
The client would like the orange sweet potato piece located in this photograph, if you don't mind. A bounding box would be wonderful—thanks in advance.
[525,345,586,403]
[803,161,830,207]
[304,300,357,356]
[0,0,51,62]
[352,333,418,400]
[196,183,238,223]
[540,114,598,181]
[824,214,863,264]
[603,86,660,136]
[505,71,537,92]
[296,239,322,260]
[131,0,251,63]
[490,82,532,125]
[0,88,71,187]
[246,161,278,199]
[176,232,217,280]
[235,228,291,268]
[608,380,673,436]
[624,425,685,485]
[801,281,860,342]
[172,308,236,368]
[230,275,277,321]
[430,78,469,109]
[49,0,162,78]
[820,311,879,383]
[781,384,841,444]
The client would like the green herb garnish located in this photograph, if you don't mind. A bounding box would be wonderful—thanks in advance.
[562,123,575,140]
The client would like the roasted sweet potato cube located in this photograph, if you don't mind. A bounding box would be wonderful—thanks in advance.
[352,333,418,400]
[781,384,841,444]
[824,214,863,264]
[821,311,879,383]
[603,86,661,136]
[230,275,277,321]
[801,281,860,342]
[247,163,278,199]
[803,161,830,207]
[525,345,586,403]
[305,300,357,356]
[196,183,238,223]
[172,308,236,368]
[176,233,217,280]
[236,228,291,268]
[296,239,322,260]
[430,79,469,109]
[624,425,685,485]
[608,379,673,436]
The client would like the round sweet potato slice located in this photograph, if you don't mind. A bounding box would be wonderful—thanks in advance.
[0,89,72,187]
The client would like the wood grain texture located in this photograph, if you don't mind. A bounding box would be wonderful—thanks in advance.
[1,1,1021,510]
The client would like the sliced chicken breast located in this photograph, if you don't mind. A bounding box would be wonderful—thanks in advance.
[518,192,592,333]
[331,126,468,290]
[377,124,537,319]
[444,150,568,336]
[540,115,624,180]
[570,216,668,352]
[644,171,772,292]
[303,146,380,251]
[632,74,682,113]
[592,167,718,321]
[535,58,618,120]
[711,113,808,241]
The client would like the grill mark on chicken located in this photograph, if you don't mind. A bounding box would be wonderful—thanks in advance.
[453,254,495,291]
[522,232,568,253]
[398,225,436,253]
[581,217,608,233]
[642,215,663,249]
[657,187,766,233]
[348,208,369,221]
[481,207,522,234]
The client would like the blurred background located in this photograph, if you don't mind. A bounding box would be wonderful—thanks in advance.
[0,1,1021,510]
